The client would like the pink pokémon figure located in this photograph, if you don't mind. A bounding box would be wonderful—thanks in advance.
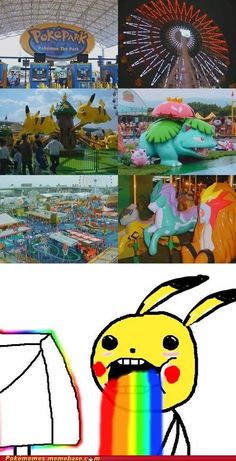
[131,149,150,167]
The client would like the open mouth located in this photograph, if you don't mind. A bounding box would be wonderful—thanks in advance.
[108,358,161,380]
[193,147,209,156]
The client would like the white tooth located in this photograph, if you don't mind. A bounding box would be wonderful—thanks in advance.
[123,359,130,365]
[131,359,139,365]
[118,359,123,364]
[139,359,145,365]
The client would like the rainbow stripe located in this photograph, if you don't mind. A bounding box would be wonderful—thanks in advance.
[99,370,163,455]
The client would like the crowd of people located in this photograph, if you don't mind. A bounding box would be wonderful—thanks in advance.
[212,116,233,136]
[119,120,149,138]
[0,134,64,175]
[120,116,235,139]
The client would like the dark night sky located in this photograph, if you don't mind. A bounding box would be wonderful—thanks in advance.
[118,0,236,87]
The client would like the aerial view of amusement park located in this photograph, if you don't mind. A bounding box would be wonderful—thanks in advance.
[0,89,118,175]
[119,0,236,89]
[0,1,118,89]
[0,175,118,264]
[119,88,236,175]
[118,174,236,264]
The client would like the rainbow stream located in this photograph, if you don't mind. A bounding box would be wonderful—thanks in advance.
[99,370,163,455]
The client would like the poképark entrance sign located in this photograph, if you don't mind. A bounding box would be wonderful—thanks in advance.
[20,23,95,60]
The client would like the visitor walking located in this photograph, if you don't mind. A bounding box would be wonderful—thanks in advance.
[34,138,48,174]
[12,140,22,174]
[225,117,232,136]
[19,134,33,175]
[105,71,112,85]
[0,139,10,174]
[46,135,64,174]
[213,118,222,135]
[8,71,18,88]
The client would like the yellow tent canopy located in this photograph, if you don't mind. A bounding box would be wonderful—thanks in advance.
[195,112,216,121]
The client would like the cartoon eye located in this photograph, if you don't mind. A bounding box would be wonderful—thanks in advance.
[163,335,179,350]
[102,335,118,350]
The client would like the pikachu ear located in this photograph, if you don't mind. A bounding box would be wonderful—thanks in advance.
[137,275,209,315]
[184,289,236,327]
[88,93,95,106]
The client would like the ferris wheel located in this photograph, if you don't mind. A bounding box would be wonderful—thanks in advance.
[120,0,230,88]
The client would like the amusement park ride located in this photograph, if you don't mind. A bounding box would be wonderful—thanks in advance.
[165,29,210,89]
[120,0,230,88]
[7,92,118,152]
[119,180,236,264]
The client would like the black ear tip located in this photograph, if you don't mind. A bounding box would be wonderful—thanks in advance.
[197,274,209,282]
[217,289,236,303]
[170,275,209,290]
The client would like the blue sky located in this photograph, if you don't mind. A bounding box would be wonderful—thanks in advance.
[0,89,118,130]
[124,89,236,107]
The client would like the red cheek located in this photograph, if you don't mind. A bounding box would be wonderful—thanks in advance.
[93,361,107,377]
[164,366,180,384]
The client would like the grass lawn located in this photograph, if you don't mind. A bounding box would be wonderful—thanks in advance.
[57,149,118,174]
[118,151,236,175]
[207,150,236,159]
[118,164,170,175]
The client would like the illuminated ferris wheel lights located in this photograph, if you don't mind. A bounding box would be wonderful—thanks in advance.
[125,23,138,27]
[200,61,218,82]
[130,14,153,26]
[180,28,191,38]
[201,51,227,68]
[132,51,159,66]
[131,54,154,66]
[151,63,171,86]
[136,29,155,34]
[140,57,164,76]
[123,32,137,36]
[153,42,164,47]
[125,38,152,44]
[200,55,225,76]
[140,64,161,77]
[126,46,155,56]
[205,61,223,76]
[124,40,151,45]
[122,0,229,87]
[141,53,171,78]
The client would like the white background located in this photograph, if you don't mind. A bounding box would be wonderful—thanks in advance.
[0,263,235,455]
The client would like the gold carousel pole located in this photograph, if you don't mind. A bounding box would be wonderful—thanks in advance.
[231,91,235,135]
[188,175,191,192]
[133,175,137,206]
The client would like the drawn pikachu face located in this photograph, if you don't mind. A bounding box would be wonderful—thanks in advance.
[91,275,236,411]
